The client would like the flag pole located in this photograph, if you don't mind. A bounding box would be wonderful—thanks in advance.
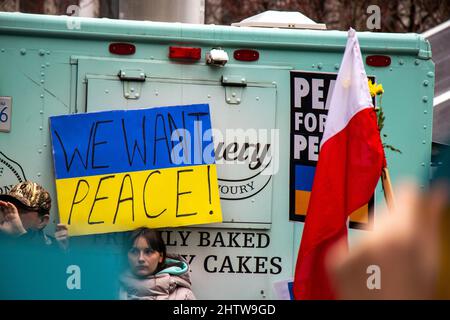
[381,166,395,212]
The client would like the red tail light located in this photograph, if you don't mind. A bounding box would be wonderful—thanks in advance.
[109,43,136,55]
[234,49,259,62]
[366,55,391,67]
[169,46,201,61]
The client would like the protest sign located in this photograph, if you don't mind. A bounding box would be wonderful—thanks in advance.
[50,104,222,236]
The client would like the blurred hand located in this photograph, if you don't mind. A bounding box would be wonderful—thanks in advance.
[55,223,69,250]
[327,182,447,299]
[0,200,27,236]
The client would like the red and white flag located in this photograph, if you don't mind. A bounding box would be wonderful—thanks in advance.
[293,28,386,300]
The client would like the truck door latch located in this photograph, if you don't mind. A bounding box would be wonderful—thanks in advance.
[118,69,146,99]
[221,75,247,105]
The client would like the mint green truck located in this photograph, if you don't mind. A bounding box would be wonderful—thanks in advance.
[0,12,435,299]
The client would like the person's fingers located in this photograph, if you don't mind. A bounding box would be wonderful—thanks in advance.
[2,203,14,219]
[417,184,447,240]
[0,202,6,222]
[0,201,11,213]
[5,203,13,216]
[425,182,448,228]
[55,223,70,242]
[4,202,18,216]
[56,223,68,231]
[0,200,11,206]
[328,179,447,300]
[394,181,420,219]
[55,230,67,237]
[55,228,68,240]
[326,237,348,273]
[326,238,349,297]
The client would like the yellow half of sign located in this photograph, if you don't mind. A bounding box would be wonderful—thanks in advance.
[55,164,222,236]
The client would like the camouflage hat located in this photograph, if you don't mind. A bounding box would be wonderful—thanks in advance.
[0,181,51,215]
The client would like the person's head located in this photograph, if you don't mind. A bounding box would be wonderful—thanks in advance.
[0,181,51,230]
[126,228,166,278]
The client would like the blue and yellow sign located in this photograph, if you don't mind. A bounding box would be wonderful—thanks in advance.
[50,104,222,236]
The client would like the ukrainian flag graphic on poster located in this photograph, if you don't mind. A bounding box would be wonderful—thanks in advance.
[50,104,222,236]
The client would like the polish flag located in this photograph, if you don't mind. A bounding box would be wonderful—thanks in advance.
[293,28,386,299]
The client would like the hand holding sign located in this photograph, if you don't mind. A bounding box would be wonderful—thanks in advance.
[50,104,222,236]
[55,223,69,250]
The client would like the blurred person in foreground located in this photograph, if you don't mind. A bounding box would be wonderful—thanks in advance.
[327,149,450,299]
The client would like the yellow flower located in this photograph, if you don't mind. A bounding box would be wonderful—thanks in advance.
[368,79,384,97]
[375,83,384,95]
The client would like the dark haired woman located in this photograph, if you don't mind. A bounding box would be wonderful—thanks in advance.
[119,227,196,300]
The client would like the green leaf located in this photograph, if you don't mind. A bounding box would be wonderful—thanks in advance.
[376,97,402,154]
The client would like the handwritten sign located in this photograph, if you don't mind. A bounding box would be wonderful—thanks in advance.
[50,104,222,236]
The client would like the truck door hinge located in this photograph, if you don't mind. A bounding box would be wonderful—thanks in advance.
[221,75,247,105]
[118,69,146,99]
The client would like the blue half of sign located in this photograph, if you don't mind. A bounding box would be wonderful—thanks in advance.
[295,164,316,191]
[50,104,215,179]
